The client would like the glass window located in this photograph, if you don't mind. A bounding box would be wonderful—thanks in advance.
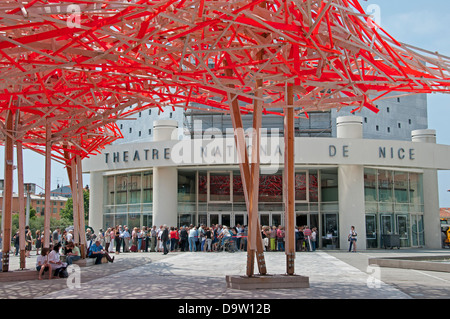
[233,172,245,202]
[397,214,410,247]
[295,172,307,201]
[128,213,141,230]
[142,172,152,203]
[321,169,338,202]
[259,174,283,202]
[271,214,282,227]
[309,172,319,203]
[104,214,114,229]
[409,173,424,208]
[198,172,207,202]
[322,214,339,249]
[394,171,408,203]
[378,170,393,202]
[129,173,141,204]
[115,175,128,205]
[260,214,270,227]
[366,215,377,248]
[209,172,231,202]
[178,171,196,202]
[106,176,115,205]
[364,168,378,202]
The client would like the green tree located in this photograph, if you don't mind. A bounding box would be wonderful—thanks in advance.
[60,189,89,223]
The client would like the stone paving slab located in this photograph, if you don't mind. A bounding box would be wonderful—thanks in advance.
[3,249,450,300]
[35,251,409,300]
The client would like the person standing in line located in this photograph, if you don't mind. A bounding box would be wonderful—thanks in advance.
[143,227,149,252]
[35,230,42,255]
[109,227,116,253]
[303,226,312,251]
[269,226,277,251]
[297,226,305,252]
[205,227,213,252]
[104,228,111,253]
[348,226,357,252]
[276,225,285,252]
[310,227,317,252]
[179,226,188,252]
[13,231,20,256]
[115,227,121,254]
[150,226,157,252]
[170,227,177,252]
[25,226,33,258]
[52,228,60,246]
[122,227,131,252]
[161,225,169,255]
[188,226,197,252]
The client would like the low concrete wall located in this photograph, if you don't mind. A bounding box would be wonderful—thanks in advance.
[369,255,450,273]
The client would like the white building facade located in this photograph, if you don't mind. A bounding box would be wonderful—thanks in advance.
[83,116,450,250]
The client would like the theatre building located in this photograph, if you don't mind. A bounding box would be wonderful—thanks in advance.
[83,98,450,250]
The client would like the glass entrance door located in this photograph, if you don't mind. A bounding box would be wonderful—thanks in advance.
[396,215,410,247]
[411,214,424,247]
[208,213,231,227]
[366,214,377,248]
[380,214,392,248]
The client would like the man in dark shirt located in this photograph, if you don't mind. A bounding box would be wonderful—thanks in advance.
[179,226,188,252]
[161,225,169,255]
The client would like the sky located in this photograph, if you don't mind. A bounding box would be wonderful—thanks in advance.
[0,0,449,207]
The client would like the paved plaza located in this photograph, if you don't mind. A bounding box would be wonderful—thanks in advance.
[1,249,450,300]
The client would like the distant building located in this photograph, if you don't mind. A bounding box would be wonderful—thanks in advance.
[441,208,450,225]
[50,185,72,198]
[0,193,68,219]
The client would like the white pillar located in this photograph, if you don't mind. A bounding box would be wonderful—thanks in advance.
[337,116,366,251]
[152,120,178,227]
[89,171,104,233]
[412,129,441,249]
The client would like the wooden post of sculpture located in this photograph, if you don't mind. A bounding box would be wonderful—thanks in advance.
[76,155,87,258]
[2,111,14,272]
[69,156,80,244]
[284,84,296,275]
[17,141,26,269]
[225,59,267,277]
[252,48,267,276]
[43,122,52,249]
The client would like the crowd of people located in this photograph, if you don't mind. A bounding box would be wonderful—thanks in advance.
[88,224,320,254]
[0,223,320,279]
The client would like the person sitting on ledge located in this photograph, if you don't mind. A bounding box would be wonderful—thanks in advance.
[36,248,52,280]
[89,239,115,264]
[65,242,81,265]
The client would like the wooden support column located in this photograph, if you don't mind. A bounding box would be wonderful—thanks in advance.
[225,60,266,277]
[17,141,26,269]
[76,155,87,258]
[252,54,267,275]
[43,122,52,249]
[2,111,14,272]
[69,157,80,246]
[284,84,296,275]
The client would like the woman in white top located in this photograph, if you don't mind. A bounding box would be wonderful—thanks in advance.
[104,228,111,252]
[48,243,67,277]
[348,226,357,252]
[36,248,52,280]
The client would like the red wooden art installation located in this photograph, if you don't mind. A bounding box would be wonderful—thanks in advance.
[1,0,450,276]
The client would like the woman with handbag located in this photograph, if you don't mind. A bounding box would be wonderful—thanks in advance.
[348,226,357,252]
